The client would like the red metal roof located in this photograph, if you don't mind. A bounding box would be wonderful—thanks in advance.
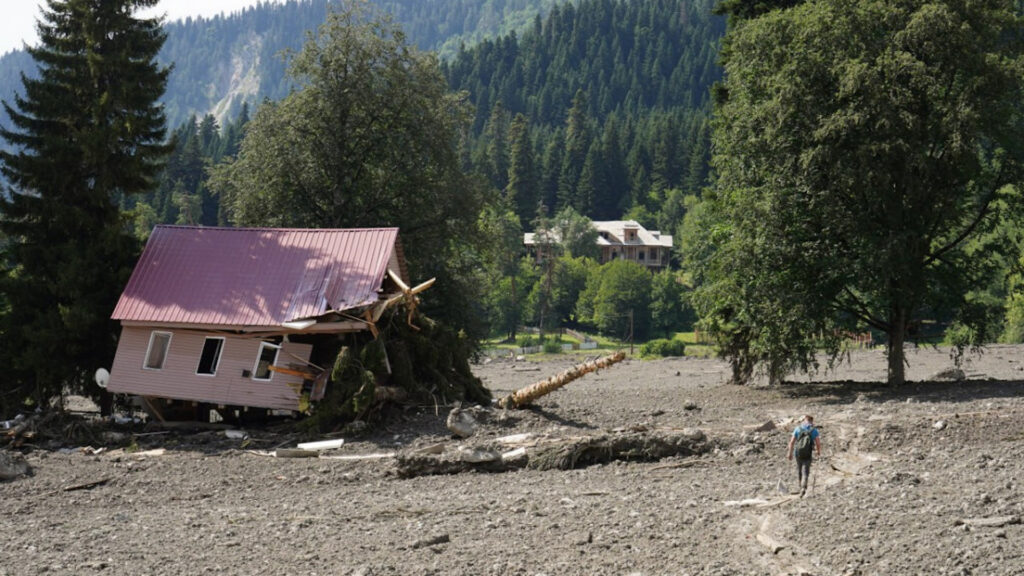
[112,225,400,327]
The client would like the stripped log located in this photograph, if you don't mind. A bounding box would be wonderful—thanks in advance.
[496,351,626,409]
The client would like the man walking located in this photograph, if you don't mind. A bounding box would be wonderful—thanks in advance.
[787,414,821,496]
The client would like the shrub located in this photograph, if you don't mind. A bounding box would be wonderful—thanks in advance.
[542,340,563,354]
[516,334,536,348]
[640,338,686,357]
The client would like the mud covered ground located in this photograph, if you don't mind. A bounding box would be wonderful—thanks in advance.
[2,345,1023,576]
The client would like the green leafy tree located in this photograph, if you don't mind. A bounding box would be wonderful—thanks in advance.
[576,259,653,339]
[526,253,595,329]
[696,0,1024,385]
[0,0,169,413]
[650,269,689,337]
[209,4,489,335]
[551,206,599,260]
[479,203,528,340]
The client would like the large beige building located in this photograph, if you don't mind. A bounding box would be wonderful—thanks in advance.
[524,220,673,271]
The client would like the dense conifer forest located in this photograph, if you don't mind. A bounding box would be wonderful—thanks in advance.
[445,0,724,227]
[113,0,726,239]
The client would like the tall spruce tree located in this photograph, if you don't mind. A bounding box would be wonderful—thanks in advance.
[505,113,539,226]
[0,0,169,413]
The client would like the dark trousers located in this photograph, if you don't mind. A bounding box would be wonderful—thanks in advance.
[796,458,812,489]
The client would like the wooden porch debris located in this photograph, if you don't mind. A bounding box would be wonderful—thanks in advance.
[496,352,627,409]
[268,365,318,380]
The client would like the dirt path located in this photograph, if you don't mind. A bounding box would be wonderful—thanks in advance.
[2,346,1023,575]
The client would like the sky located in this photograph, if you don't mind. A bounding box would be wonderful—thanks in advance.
[1,1,278,56]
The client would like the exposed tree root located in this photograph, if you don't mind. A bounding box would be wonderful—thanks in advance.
[394,427,709,478]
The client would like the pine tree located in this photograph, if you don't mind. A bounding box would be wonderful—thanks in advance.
[558,89,591,210]
[504,113,539,226]
[0,0,169,412]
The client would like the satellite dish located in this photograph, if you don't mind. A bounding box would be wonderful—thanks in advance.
[94,367,110,389]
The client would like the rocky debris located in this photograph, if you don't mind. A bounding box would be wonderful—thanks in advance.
[409,534,450,549]
[445,405,477,438]
[0,450,31,480]
[3,347,1024,575]
[929,367,966,381]
[954,516,1020,528]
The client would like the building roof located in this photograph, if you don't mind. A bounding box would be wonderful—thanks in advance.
[112,225,401,328]
[524,220,672,248]
[592,221,673,247]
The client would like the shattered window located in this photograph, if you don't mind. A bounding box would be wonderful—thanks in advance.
[253,342,280,380]
[144,331,171,370]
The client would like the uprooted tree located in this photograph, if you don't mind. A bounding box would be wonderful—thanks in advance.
[302,306,491,432]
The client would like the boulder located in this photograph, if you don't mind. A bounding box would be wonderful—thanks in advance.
[0,451,31,481]
[446,406,477,438]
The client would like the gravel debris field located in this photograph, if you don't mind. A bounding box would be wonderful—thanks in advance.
[2,345,1023,575]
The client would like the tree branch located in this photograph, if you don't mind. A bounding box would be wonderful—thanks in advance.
[831,287,890,332]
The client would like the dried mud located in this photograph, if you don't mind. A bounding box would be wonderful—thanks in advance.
[2,345,1023,576]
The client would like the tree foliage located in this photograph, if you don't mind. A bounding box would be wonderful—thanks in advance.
[576,259,653,339]
[691,0,1024,384]
[209,4,491,336]
[446,0,724,223]
[0,0,169,414]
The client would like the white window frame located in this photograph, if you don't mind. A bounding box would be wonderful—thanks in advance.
[252,342,281,381]
[143,331,172,370]
[196,337,225,377]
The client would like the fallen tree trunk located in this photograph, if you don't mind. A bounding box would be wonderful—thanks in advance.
[496,352,626,409]
[394,427,708,478]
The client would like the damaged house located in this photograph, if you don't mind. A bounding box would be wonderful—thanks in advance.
[106,225,413,420]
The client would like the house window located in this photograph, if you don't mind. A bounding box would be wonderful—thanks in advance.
[639,250,646,261]
[196,337,225,376]
[252,342,280,381]
[144,331,172,370]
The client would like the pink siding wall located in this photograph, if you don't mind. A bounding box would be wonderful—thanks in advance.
[109,326,315,411]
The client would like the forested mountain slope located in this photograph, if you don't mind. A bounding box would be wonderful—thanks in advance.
[1,0,567,132]
[446,0,725,228]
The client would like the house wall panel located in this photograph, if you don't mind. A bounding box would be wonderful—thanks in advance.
[109,326,314,411]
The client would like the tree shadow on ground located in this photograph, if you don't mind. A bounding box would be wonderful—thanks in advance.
[777,379,1024,407]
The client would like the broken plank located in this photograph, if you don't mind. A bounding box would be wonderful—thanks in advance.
[64,477,112,492]
[274,448,321,459]
[318,452,396,461]
[956,516,1020,528]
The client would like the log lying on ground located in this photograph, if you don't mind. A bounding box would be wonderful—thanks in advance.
[496,352,626,409]
[394,427,708,478]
